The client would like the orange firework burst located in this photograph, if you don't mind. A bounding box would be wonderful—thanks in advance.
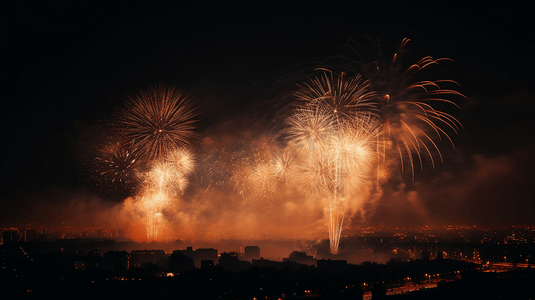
[232,146,295,205]
[287,105,335,152]
[141,148,195,195]
[288,72,382,254]
[295,69,377,119]
[370,38,465,178]
[137,147,195,240]
[80,85,199,242]
[285,39,464,253]
[273,152,296,182]
[116,85,198,161]
[79,124,144,201]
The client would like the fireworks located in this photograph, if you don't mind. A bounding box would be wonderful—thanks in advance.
[81,85,198,241]
[141,148,195,196]
[293,119,382,253]
[137,148,194,241]
[194,137,243,192]
[367,38,464,178]
[87,85,198,197]
[285,39,464,253]
[79,124,143,201]
[116,85,199,241]
[287,105,335,152]
[116,85,198,161]
[295,69,377,119]
[232,145,294,205]
[78,39,463,250]
[288,71,383,254]
[273,152,296,182]
[286,42,463,252]
[247,161,280,203]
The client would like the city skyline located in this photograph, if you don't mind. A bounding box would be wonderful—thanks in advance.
[2,223,533,298]
[2,224,533,263]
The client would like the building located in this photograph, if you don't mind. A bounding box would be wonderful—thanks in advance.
[219,252,251,271]
[244,246,260,262]
[25,228,38,242]
[195,248,218,267]
[179,247,218,268]
[103,250,130,270]
[2,229,19,243]
[201,260,214,269]
[130,250,167,268]
[169,250,195,272]
[284,251,317,266]
[317,259,347,272]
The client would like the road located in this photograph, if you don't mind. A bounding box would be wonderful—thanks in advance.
[363,282,439,299]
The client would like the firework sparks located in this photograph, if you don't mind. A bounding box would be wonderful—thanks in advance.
[76,40,463,247]
[141,148,195,195]
[273,152,296,182]
[113,85,198,241]
[287,105,335,152]
[79,124,143,201]
[370,38,465,178]
[296,69,377,118]
[231,145,294,205]
[285,39,464,253]
[137,148,195,240]
[194,138,239,192]
[289,71,382,254]
[116,85,198,161]
[81,85,198,241]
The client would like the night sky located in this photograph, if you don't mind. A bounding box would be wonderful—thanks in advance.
[1,1,534,228]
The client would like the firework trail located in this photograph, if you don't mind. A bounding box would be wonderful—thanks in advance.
[140,148,195,195]
[137,147,195,240]
[288,70,382,254]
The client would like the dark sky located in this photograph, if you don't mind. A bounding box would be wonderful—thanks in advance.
[1,1,534,227]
